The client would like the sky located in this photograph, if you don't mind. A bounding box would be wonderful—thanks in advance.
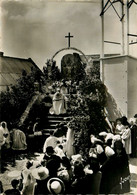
[1,0,137,69]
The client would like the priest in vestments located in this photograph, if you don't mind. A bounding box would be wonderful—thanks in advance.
[50,88,66,115]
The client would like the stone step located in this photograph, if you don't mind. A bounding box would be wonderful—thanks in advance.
[43,126,57,130]
[49,124,59,127]
[47,115,65,119]
[42,114,69,136]
[48,120,63,123]
[43,128,55,132]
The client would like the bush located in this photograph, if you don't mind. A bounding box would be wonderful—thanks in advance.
[0,68,45,127]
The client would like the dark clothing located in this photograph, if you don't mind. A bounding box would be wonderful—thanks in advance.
[43,154,61,165]
[71,176,87,194]
[34,178,50,195]
[4,189,21,195]
[100,149,130,194]
[131,124,137,157]
[88,157,100,173]
[84,172,102,194]
[44,154,61,177]
[97,151,107,165]
[0,181,3,194]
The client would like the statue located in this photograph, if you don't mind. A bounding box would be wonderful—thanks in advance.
[49,88,66,115]
[61,53,86,81]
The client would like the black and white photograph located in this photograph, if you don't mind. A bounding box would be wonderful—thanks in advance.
[0,0,137,194]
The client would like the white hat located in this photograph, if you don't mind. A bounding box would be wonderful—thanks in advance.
[47,178,65,194]
[71,154,83,162]
[129,118,136,124]
[48,86,53,89]
[57,170,70,182]
[57,88,60,91]
[99,131,108,137]
[105,146,115,157]
[90,135,102,144]
[105,133,114,143]
[32,167,49,180]
[96,144,104,154]
[113,135,121,141]
[84,165,93,175]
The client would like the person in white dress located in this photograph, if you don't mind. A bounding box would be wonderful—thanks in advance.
[43,131,58,153]
[50,88,66,115]
[0,121,10,149]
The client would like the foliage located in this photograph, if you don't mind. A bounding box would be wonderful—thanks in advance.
[65,67,108,161]
[43,59,61,81]
[0,68,45,128]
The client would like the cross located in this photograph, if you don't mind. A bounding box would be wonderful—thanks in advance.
[65,32,74,48]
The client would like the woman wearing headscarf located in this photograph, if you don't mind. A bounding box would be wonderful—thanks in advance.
[110,140,130,194]
[0,121,10,149]
[100,140,130,194]
[115,118,125,135]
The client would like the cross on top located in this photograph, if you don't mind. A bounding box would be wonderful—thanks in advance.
[65,32,74,48]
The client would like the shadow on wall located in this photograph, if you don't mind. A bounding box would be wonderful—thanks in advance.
[106,92,123,122]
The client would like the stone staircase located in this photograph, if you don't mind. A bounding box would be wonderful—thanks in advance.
[42,114,69,136]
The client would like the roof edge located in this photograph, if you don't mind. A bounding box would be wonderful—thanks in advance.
[0,52,41,71]
[100,55,137,61]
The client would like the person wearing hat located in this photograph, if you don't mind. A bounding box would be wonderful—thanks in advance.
[105,146,115,158]
[110,140,130,194]
[32,167,50,195]
[100,144,117,194]
[47,177,65,194]
[43,146,61,177]
[43,131,58,153]
[71,160,87,194]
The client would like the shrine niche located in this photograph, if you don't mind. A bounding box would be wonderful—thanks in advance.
[51,47,90,81]
[61,52,86,81]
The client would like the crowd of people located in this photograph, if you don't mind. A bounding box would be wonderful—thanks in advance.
[0,114,137,194]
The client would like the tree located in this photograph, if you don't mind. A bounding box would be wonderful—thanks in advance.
[43,60,61,81]
[0,68,45,128]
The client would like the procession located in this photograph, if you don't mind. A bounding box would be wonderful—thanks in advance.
[0,71,137,194]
